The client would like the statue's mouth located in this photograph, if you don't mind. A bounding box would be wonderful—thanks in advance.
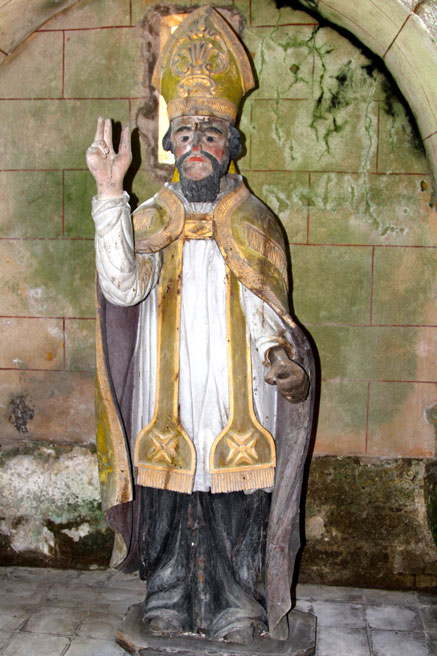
[187,155,205,162]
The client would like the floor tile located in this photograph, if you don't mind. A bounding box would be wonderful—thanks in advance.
[296,583,365,603]
[45,584,101,608]
[65,636,127,655]
[367,604,423,631]
[316,626,371,656]
[0,605,33,631]
[1,632,70,656]
[0,630,13,650]
[96,585,145,606]
[311,600,366,628]
[421,605,437,639]
[371,629,432,656]
[107,570,147,591]
[74,570,113,587]
[77,608,124,640]
[364,588,419,606]
[23,606,86,636]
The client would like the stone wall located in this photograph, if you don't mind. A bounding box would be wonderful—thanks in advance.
[0,0,435,585]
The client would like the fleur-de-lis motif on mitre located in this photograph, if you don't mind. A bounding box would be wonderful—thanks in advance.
[170,15,229,97]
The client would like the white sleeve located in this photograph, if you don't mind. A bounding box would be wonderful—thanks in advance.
[92,192,161,306]
[239,283,292,364]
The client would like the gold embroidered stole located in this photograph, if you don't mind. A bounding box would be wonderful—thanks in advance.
[134,212,276,494]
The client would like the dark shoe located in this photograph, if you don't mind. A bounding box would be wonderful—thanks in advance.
[224,625,254,644]
[147,617,179,635]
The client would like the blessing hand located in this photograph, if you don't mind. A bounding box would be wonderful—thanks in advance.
[265,346,309,403]
[86,116,132,199]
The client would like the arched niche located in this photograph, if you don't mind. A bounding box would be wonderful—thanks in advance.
[1,0,435,195]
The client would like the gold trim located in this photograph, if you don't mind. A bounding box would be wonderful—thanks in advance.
[95,294,132,508]
[167,97,237,123]
[134,238,196,492]
[213,181,295,330]
[136,466,194,494]
[210,270,276,493]
[245,222,288,280]
[211,468,275,494]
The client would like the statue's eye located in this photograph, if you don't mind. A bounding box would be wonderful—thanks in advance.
[206,136,215,142]
[181,136,190,142]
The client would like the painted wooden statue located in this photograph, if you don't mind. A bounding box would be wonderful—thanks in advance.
[87,7,315,649]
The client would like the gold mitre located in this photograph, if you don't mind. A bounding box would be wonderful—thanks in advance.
[152,7,255,124]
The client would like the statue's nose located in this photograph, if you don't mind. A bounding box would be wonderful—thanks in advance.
[192,130,202,151]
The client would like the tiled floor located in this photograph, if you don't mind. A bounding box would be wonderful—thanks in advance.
[0,566,435,655]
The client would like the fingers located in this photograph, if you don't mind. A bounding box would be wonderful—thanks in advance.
[103,118,114,153]
[87,140,110,159]
[94,116,104,142]
[119,125,132,157]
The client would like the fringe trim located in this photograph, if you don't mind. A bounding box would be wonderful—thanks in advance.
[211,467,275,493]
[136,467,193,494]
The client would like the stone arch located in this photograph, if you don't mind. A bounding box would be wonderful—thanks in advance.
[0,0,436,191]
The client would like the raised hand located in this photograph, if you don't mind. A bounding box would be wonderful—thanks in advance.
[265,346,309,403]
[86,116,132,199]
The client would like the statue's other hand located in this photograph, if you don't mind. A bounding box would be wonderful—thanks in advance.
[86,116,132,198]
[265,346,309,403]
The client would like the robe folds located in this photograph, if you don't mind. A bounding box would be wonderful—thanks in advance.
[94,174,315,638]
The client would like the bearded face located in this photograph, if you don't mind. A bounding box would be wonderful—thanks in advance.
[164,116,241,203]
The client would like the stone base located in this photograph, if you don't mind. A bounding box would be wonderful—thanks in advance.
[116,603,316,656]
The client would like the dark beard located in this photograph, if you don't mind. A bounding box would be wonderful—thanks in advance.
[176,150,230,203]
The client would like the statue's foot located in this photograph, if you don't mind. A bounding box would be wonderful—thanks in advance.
[147,617,179,635]
[224,625,254,644]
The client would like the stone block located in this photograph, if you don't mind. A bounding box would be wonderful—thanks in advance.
[372,247,437,325]
[290,245,372,324]
[0,99,129,169]
[309,173,436,246]
[0,171,62,238]
[251,98,377,172]
[384,13,437,140]
[313,26,386,104]
[250,0,318,26]
[317,0,409,58]
[130,169,162,210]
[64,171,96,239]
[314,380,368,456]
[65,319,96,372]
[0,239,95,318]
[0,370,95,444]
[244,26,316,100]
[64,27,143,99]
[43,0,130,29]
[0,317,63,370]
[367,382,436,457]
[378,97,428,173]
[0,32,62,98]
[246,171,309,243]
[310,325,436,381]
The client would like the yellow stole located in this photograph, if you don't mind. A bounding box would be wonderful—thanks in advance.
[134,212,276,494]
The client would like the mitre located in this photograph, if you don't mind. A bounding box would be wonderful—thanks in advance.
[151,7,255,124]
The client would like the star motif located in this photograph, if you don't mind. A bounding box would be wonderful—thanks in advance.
[148,431,179,464]
[225,430,259,466]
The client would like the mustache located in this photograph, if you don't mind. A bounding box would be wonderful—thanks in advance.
[176,149,220,170]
